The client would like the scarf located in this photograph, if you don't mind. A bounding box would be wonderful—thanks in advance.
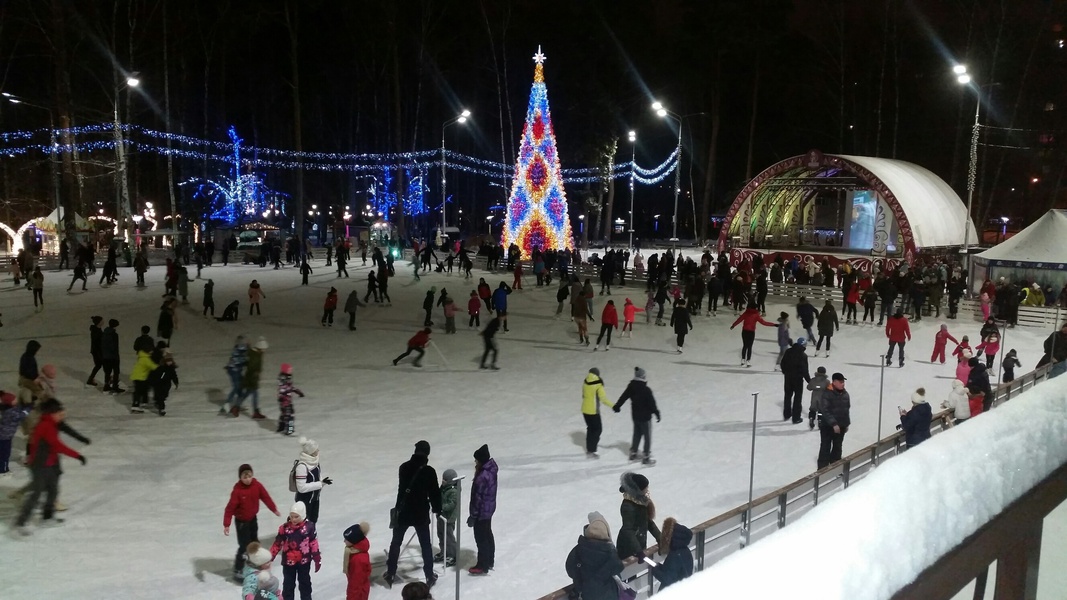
[342,545,362,574]
[298,452,319,467]
[624,492,656,520]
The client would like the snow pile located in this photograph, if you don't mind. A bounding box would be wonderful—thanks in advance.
[656,374,1067,600]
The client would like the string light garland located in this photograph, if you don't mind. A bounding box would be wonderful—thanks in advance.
[501,46,574,258]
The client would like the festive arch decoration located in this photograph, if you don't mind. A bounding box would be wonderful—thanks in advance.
[718,150,976,263]
[501,46,574,259]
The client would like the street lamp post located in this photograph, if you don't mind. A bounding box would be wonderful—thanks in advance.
[652,101,683,243]
[954,65,984,278]
[113,73,141,241]
[628,130,636,249]
[441,109,471,236]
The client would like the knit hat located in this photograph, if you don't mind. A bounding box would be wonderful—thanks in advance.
[290,501,307,521]
[39,398,64,414]
[343,522,370,544]
[91,316,103,325]
[632,473,650,491]
[634,366,647,381]
[108,318,119,327]
[912,388,927,405]
[779,311,788,321]
[796,337,807,347]
[474,444,491,463]
[41,364,56,379]
[255,337,269,350]
[816,366,827,374]
[585,511,612,541]
[414,440,431,456]
[969,357,980,367]
[246,541,272,568]
[280,363,292,375]
[141,325,151,334]
[589,367,601,376]
[299,437,319,456]
[0,391,15,407]
[238,463,254,477]
[443,468,458,482]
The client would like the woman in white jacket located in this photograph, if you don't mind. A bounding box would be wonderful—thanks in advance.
[941,379,971,425]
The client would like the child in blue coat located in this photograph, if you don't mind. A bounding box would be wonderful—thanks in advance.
[650,517,694,591]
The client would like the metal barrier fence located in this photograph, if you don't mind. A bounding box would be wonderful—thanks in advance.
[535,363,1055,600]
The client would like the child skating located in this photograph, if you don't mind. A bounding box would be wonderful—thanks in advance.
[322,287,338,327]
[392,328,432,368]
[468,291,481,328]
[270,501,321,600]
[276,364,305,436]
[224,463,281,580]
[343,522,372,600]
[249,280,266,315]
[622,298,643,338]
[931,324,959,364]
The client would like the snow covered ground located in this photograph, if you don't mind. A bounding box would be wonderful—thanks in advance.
[0,257,1054,599]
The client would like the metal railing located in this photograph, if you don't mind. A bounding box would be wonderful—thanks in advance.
[535,363,1055,600]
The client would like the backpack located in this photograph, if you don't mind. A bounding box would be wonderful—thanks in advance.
[288,460,300,492]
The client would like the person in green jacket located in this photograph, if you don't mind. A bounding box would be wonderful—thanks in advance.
[434,468,459,567]
[582,368,614,458]
[234,337,268,419]
[616,472,660,560]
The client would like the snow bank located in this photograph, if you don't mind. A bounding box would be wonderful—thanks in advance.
[656,374,1067,600]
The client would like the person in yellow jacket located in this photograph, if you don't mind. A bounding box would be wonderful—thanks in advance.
[1022,283,1046,307]
[582,368,614,458]
[129,349,159,413]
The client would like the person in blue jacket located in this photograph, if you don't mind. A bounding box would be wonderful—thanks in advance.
[491,282,512,332]
[899,388,932,448]
[650,517,694,591]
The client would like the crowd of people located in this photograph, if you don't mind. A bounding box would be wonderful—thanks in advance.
[6,234,1067,600]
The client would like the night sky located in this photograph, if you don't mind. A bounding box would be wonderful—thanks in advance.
[0,0,1063,239]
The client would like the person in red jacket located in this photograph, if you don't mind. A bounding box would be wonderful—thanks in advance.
[622,297,643,338]
[392,328,432,368]
[594,300,618,351]
[343,521,372,600]
[931,324,959,364]
[224,463,282,580]
[321,287,338,327]
[15,398,87,535]
[467,290,482,328]
[844,282,860,324]
[512,261,523,290]
[885,309,912,367]
[730,301,778,367]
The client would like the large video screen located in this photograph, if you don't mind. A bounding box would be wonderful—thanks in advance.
[847,190,876,250]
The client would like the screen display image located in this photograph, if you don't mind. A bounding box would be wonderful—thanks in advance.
[847,190,876,250]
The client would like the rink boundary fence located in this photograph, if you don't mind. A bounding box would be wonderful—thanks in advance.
[534,363,1055,600]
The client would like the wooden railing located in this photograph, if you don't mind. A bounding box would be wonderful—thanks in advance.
[534,363,1055,600]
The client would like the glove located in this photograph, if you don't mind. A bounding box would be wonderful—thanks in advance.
[656,415,661,423]
[314,561,321,573]
[322,477,333,485]
[77,455,87,466]
[83,438,92,446]
[634,550,647,562]
[467,516,476,527]
[612,406,621,413]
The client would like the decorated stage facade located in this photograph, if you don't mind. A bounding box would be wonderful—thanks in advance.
[717,150,976,272]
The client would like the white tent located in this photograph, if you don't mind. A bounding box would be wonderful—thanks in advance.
[35,207,90,232]
[974,209,1067,294]
[975,209,1067,267]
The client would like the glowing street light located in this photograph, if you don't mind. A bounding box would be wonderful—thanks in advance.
[442,108,472,233]
[651,100,683,242]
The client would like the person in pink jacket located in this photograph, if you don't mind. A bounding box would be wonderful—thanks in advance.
[622,298,643,338]
[956,348,973,383]
[271,501,321,600]
[248,280,266,316]
[442,295,458,334]
[976,333,1001,369]
[931,324,959,364]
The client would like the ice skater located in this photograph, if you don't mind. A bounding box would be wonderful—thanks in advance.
[669,298,692,353]
[730,302,777,367]
[613,367,660,465]
[393,328,432,368]
[581,367,613,457]
[276,363,304,435]
[223,463,281,581]
[248,280,266,315]
[931,324,959,364]
[322,287,338,327]
[594,300,618,351]
[884,309,911,367]
[622,298,642,338]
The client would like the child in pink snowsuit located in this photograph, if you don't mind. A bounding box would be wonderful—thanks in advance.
[976,333,1001,369]
[931,324,959,364]
[955,348,973,383]
[979,292,991,320]
[622,298,643,337]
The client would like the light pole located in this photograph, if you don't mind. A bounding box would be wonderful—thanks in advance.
[954,64,986,278]
[441,109,471,235]
[651,101,683,243]
[486,215,493,236]
[628,130,636,249]
[2,94,61,236]
[113,73,141,241]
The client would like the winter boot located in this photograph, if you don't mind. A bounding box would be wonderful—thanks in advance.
[642,455,656,466]
[252,411,267,420]
[628,452,639,461]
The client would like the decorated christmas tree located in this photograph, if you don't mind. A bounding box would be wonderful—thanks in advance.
[502,46,574,258]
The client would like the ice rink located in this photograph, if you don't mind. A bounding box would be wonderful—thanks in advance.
[0,255,1051,599]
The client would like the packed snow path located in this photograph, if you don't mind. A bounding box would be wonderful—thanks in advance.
[0,257,1049,599]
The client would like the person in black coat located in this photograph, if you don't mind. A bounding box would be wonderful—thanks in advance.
[480,316,501,370]
[650,517,694,591]
[384,441,442,588]
[817,373,851,469]
[613,367,661,465]
[669,299,693,353]
[780,339,812,424]
[565,511,624,600]
[967,358,994,411]
[100,319,123,393]
[87,316,104,386]
[899,388,932,448]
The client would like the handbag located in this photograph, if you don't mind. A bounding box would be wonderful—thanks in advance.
[614,575,638,600]
[389,465,425,529]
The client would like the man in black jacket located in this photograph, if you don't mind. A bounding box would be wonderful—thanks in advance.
[384,440,442,589]
[613,366,661,465]
[780,338,812,424]
[817,373,851,469]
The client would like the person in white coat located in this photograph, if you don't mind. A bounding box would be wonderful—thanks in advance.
[941,379,971,425]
